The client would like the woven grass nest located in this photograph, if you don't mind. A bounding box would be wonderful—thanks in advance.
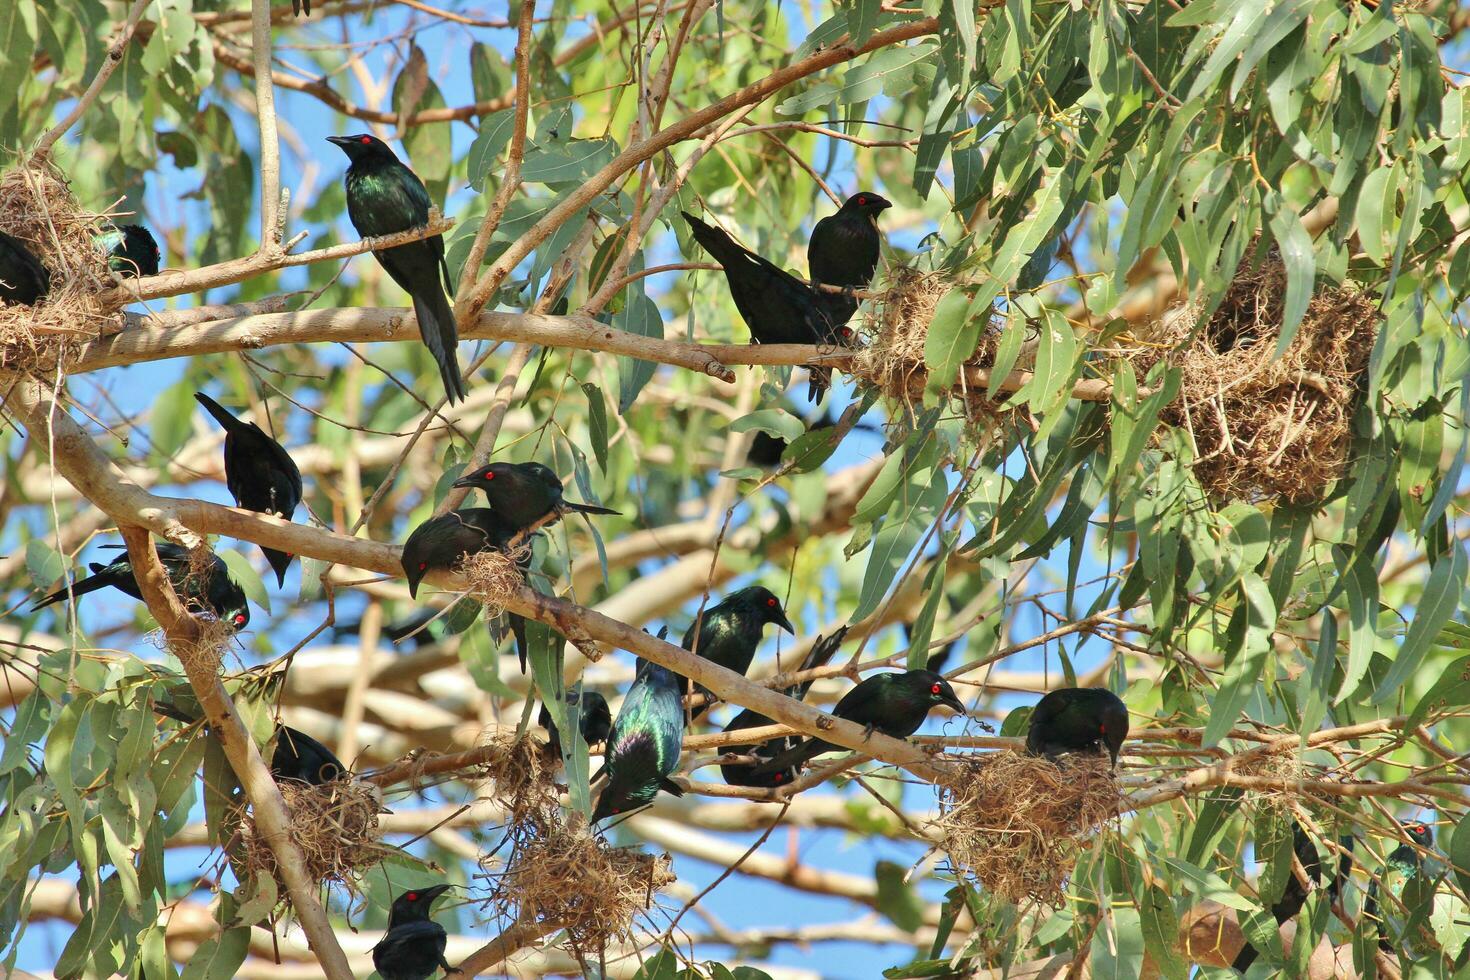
[935,750,1120,908]
[0,160,124,375]
[1130,252,1379,503]
[458,547,528,616]
[855,267,1008,434]
[233,778,385,899]
[487,815,675,953]
[479,732,560,827]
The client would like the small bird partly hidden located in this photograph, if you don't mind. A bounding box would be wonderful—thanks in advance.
[1231,821,1323,972]
[807,192,890,328]
[291,0,310,15]
[721,626,846,789]
[155,702,345,785]
[94,224,160,278]
[683,586,795,717]
[0,230,48,305]
[682,210,846,401]
[749,669,966,780]
[1364,820,1435,953]
[400,508,531,669]
[194,392,303,586]
[329,134,464,404]
[592,659,686,822]
[1024,687,1129,767]
[538,689,612,758]
[33,542,249,630]
[372,884,458,980]
[334,608,443,648]
[452,461,619,532]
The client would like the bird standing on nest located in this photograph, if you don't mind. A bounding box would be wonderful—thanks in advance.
[592,659,686,822]
[808,191,890,329]
[373,884,459,980]
[452,461,619,531]
[683,586,796,719]
[1024,687,1129,767]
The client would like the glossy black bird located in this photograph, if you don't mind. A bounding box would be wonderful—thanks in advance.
[194,392,303,587]
[33,542,249,630]
[681,210,845,401]
[1232,822,1323,972]
[592,659,686,822]
[1025,687,1129,767]
[153,703,345,785]
[329,134,464,404]
[721,626,847,789]
[401,508,531,670]
[750,669,966,779]
[683,586,795,717]
[373,884,456,980]
[291,0,310,15]
[0,230,48,305]
[807,192,890,327]
[1364,820,1435,953]
[452,461,619,532]
[538,689,612,758]
[95,224,160,278]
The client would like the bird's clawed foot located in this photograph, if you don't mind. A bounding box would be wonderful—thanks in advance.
[862,722,876,741]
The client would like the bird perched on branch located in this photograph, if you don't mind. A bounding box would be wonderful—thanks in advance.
[33,542,249,630]
[155,702,346,785]
[1231,821,1323,972]
[749,669,966,780]
[0,230,48,305]
[373,884,458,980]
[721,626,847,789]
[329,134,464,404]
[452,461,619,532]
[681,210,847,401]
[1024,687,1129,767]
[808,192,890,328]
[592,659,686,822]
[95,224,160,278]
[683,586,795,718]
[401,507,532,670]
[539,689,612,758]
[194,392,303,587]
[1364,820,1435,954]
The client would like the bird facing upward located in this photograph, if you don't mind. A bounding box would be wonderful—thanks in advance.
[592,659,686,822]
[1024,687,1129,767]
[32,542,249,630]
[194,392,303,587]
[452,461,619,532]
[329,134,465,404]
[372,884,457,980]
[808,192,890,327]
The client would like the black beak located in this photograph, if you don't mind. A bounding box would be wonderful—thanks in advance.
[775,611,796,635]
[939,689,966,715]
[877,199,892,211]
[450,474,478,489]
[405,570,422,599]
[418,883,452,902]
[326,136,355,147]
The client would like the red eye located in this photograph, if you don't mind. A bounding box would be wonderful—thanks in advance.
[612,807,620,814]
[233,614,245,626]
[857,196,867,206]
[406,891,418,901]
[766,598,777,607]
[359,136,371,145]
[485,471,494,480]
[773,773,784,783]
[930,683,941,695]
[840,327,853,337]
[418,561,427,571]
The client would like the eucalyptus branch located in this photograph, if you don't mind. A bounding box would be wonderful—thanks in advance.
[32,0,153,160]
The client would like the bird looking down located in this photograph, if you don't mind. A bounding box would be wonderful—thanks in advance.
[1024,687,1129,767]
[194,392,303,586]
[749,669,966,780]
[32,542,249,630]
[452,460,619,532]
[807,192,890,327]
[538,689,613,759]
[683,586,795,717]
[0,230,49,305]
[372,884,457,980]
[329,134,465,404]
[592,659,686,822]
[720,626,847,789]
[681,210,846,401]
[95,224,160,278]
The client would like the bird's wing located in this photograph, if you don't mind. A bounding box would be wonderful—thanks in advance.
[807,214,838,282]
[830,675,887,727]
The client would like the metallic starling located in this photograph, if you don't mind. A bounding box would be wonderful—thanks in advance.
[807,191,890,328]
[592,659,686,822]
[452,461,619,532]
[0,230,48,305]
[372,884,457,980]
[1024,687,1129,767]
[683,586,795,717]
[94,224,160,277]
[32,542,249,630]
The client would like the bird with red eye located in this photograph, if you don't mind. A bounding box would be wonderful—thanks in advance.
[682,586,796,721]
[807,190,892,352]
[452,460,619,534]
[373,883,458,980]
[31,540,250,632]
[748,667,966,782]
[1024,687,1129,768]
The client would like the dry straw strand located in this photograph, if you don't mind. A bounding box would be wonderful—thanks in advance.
[234,778,385,901]
[459,547,529,616]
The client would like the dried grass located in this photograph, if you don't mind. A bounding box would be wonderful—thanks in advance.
[935,750,1119,907]
[1129,252,1379,503]
[478,732,559,827]
[0,161,122,375]
[459,547,528,617]
[234,779,385,898]
[487,816,675,953]
[854,267,1008,438]
[1236,750,1306,811]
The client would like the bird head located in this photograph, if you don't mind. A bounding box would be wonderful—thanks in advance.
[327,134,397,163]
[224,605,250,632]
[1401,820,1433,848]
[451,461,516,493]
[844,192,892,216]
[400,529,438,598]
[909,670,966,715]
[740,586,796,634]
[387,883,451,926]
[119,225,161,276]
[591,778,659,824]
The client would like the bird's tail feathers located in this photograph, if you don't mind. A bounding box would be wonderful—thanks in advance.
[193,391,242,433]
[806,367,832,402]
[565,500,621,516]
[262,547,294,588]
[32,571,112,609]
[791,626,848,699]
[748,734,828,780]
[411,290,467,404]
[681,211,747,268]
[659,777,685,797]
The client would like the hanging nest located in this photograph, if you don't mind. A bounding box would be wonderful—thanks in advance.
[233,778,385,898]
[854,266,1008,436]
[458,546,529,616]
[0,160,123,375]
[934,750,1120,907]
[1129,253,1379,503]
[487,817,675,953]
[477,732,559,828]
[1235,749,1307,811]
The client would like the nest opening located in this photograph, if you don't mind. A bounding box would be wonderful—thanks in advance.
[1131,253,1379,503]
[487,817,674,953]
[478,732,560,827]
[855,267,1006,436]
[234,778,384,899]
[459,548,528,616]
[935,750,1119,908]
[0,161,123,375]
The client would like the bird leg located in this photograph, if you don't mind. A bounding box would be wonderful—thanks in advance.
[862,723,876,741]
[442,957,464,976]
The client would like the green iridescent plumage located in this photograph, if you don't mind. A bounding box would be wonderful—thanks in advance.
[592,659,686,822]
[683,586,794,716]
